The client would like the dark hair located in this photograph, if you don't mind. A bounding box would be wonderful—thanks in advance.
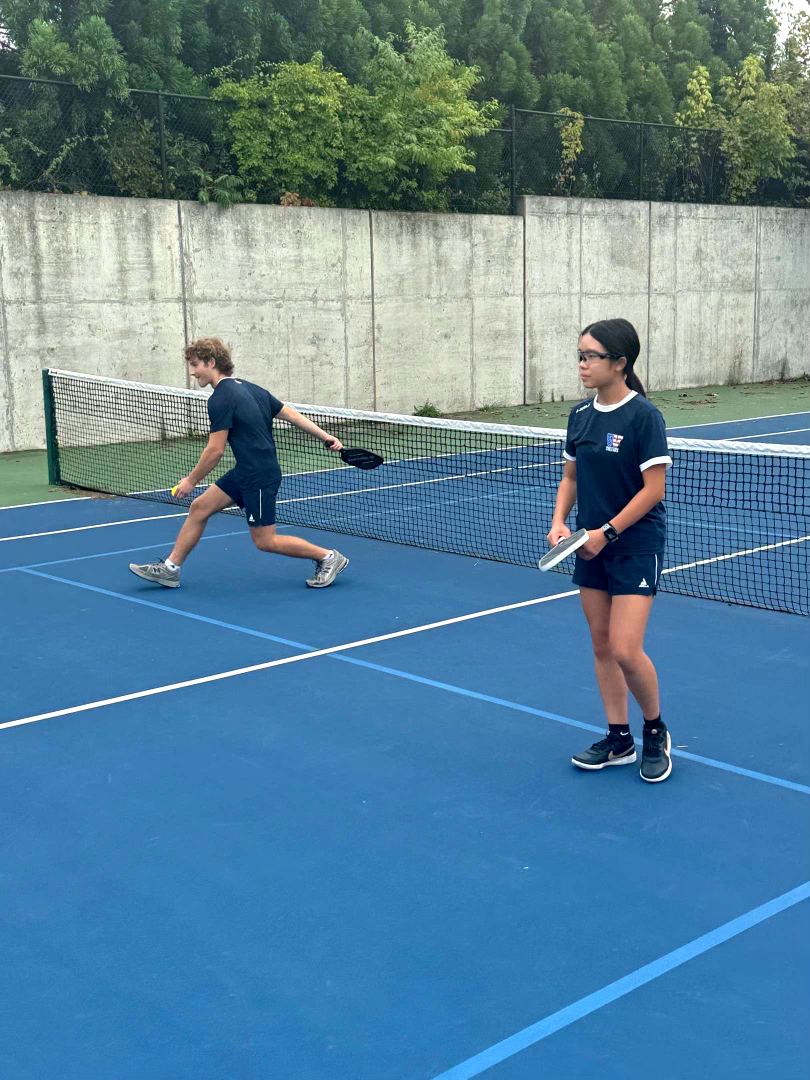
[581,318,646,397]
[185,337,234,376]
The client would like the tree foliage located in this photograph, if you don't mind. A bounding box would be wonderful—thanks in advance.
[719,53,794,200]
[212,25,497,208]
[0,0,804,207]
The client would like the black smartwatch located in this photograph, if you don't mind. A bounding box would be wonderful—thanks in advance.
[602,523,620,544]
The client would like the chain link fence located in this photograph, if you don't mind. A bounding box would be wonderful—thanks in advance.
[1,75,806,211]
[0,75,236,201]
[512,110,726,206]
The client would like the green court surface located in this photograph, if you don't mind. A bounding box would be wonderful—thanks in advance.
[453,376,810,427]
[2,376,808,508]
[0,451,80,509]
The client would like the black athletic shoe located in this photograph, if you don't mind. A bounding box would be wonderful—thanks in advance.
[572,731,636,770]
[640,726,672,783]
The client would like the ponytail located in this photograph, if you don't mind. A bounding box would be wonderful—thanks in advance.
[625,367,647,397]
[581,318,646,397]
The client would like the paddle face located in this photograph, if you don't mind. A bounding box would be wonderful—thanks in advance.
[340,447,384,470]
[538,528,589,571]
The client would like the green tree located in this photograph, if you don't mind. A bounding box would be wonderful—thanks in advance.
[20,14,129,94]
[344,23,499,207]
[720,53,795,200]
[772,10,810,201]
[211,25,497,209]
[0,0,804,208]
[664,0,727,105]
[676,63,720,126]
[697,0,779,70]
[457,0,539,106]
[525,0,628,118]
[212,53,347,202]
[674,64,723,198]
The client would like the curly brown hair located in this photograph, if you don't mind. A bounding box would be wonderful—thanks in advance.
[184,338,234,376]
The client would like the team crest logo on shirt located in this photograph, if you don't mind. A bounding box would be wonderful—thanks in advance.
[605,433,624,453]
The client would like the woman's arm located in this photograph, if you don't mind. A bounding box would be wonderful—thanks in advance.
[579,464,667,559]
[547,459,577,545]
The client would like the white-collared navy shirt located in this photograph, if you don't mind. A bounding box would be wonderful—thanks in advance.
[564,390,672,553]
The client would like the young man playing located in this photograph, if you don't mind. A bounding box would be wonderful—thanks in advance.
[129,338,349,589]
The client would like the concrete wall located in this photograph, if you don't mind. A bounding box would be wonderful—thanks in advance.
[523,197,810,400]
[371,211,524,414]
[1,190,808,451]
[0,194,187,455]
[524,198,652,402]
[179,203,374,408]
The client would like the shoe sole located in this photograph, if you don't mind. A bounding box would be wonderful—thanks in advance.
[306,556,349,588]
[128,564,180,588]
[572,751,637,770]
[640,731,672,783]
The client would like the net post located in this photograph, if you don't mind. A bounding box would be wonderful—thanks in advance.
[41,368,60,485]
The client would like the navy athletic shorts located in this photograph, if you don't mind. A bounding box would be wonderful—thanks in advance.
[573,549,664,596]
[215,468,281,528]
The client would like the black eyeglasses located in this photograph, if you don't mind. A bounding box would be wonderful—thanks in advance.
[576,349,618,364]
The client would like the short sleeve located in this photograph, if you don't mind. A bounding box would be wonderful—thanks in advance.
[563,414,577,462]
[207,385,234,433]
[257,388,283,427]
[637,408,672,472]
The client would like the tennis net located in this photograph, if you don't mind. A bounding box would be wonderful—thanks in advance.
[42,368,810,616]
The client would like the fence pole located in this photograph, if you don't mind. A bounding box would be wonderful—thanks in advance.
[157,91,168,198]
[509,105,517,215]
[638,123,645,200]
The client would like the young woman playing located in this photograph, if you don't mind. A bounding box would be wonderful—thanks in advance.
[547,318,673,782]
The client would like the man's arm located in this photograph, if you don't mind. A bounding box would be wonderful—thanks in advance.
[278,405,343,451]
[174,430,228,496]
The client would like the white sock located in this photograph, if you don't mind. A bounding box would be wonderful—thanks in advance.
[164,558,179,572]
[322,551,335,561]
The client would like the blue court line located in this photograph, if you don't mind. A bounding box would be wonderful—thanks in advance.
[0,500,797,577]
[309,654,810,797]
[15,568,810,797]
[429,879,810,1080]
[20,568,312,651]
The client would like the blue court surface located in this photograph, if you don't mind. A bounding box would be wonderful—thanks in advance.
[1,415,808,1080]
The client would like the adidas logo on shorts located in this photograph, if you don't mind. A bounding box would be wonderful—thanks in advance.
[639,577,649,588]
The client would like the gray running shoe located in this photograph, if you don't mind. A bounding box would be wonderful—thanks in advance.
[129,558,181,588]
[306,551,348,588]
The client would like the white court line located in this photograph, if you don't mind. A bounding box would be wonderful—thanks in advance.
[280,470,535,505]
[0,512,188,542]
[725,427,810,441]
[662,533,810,573]
[3,528,808,732]
[0,496,93,510]
[0,588,579,731]
[667,410,810,430]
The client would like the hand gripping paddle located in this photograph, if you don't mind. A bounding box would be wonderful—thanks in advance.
[538,528,589,571]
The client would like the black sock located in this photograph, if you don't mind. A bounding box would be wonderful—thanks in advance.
[644,716,665,730]
[609,723,632,741]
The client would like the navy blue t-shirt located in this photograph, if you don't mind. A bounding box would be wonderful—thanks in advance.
[207,377,284,490]
[564,391,671,553]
